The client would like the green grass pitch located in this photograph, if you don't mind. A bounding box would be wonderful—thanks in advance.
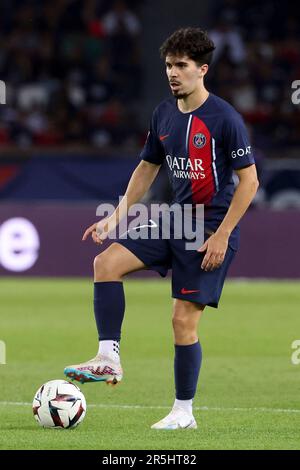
[0,278,299,450]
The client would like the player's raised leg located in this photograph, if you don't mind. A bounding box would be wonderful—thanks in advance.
[151,299,204,429]
[64,243,145,384]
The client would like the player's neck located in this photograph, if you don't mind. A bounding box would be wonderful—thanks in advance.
[177,87,209,114]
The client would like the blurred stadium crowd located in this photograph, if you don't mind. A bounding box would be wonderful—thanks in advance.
[209,0,300,156]
[0,0,299,157]
[0,0,144,149]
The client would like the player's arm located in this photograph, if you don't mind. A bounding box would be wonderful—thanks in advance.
[82,160,161,244]
[199,164,259,271]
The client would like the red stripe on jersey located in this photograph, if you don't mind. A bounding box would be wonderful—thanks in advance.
[188,116,215,204]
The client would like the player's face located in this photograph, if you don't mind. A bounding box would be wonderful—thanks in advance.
[165,55,207,99]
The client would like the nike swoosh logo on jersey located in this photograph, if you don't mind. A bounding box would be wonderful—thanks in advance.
[159,134,169,141]
[180,288,200,294]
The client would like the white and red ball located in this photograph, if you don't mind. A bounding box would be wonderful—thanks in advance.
[33,379,86,429]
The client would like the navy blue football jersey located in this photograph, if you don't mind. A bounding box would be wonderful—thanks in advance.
[140,93,255,250]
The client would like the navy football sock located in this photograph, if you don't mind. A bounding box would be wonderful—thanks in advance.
[94,282,125,341]
[174,341,202,400]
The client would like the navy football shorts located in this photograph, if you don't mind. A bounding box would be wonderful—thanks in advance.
[117,216,236,308]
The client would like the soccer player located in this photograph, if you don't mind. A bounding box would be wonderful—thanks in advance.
[64,28,259,430]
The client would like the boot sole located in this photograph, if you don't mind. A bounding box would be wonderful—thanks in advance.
[64,367,121,385]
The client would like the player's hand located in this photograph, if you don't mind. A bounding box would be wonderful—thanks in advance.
[198,232,229,271]
[82,217,116,245]
[82,222,102,245]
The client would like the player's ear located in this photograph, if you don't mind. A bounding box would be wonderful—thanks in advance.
[200,64,208,77]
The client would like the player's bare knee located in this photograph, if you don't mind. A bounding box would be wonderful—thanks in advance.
[172,317,198,344]
[172,301,204,341]
[94,253,108,279]
[172,313,190,333]
[93,252,120,281]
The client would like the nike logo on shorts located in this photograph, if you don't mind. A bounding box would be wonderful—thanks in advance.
[180,288,200,294]
[159,134,169,141]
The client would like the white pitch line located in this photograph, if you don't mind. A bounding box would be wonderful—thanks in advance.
[0,402,300,414]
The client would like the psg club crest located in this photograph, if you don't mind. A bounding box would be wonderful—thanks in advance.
[193,133,206,149]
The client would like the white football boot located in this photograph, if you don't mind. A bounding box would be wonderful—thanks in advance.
[151,406,197,430]
[64,354,123,385]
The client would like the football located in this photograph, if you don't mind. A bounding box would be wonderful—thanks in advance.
[32,379,86,429]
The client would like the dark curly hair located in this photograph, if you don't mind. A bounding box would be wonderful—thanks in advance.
[160,27,215,66]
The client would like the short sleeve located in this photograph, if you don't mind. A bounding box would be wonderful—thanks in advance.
[140,111,165,165]
[223,112,255,170]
